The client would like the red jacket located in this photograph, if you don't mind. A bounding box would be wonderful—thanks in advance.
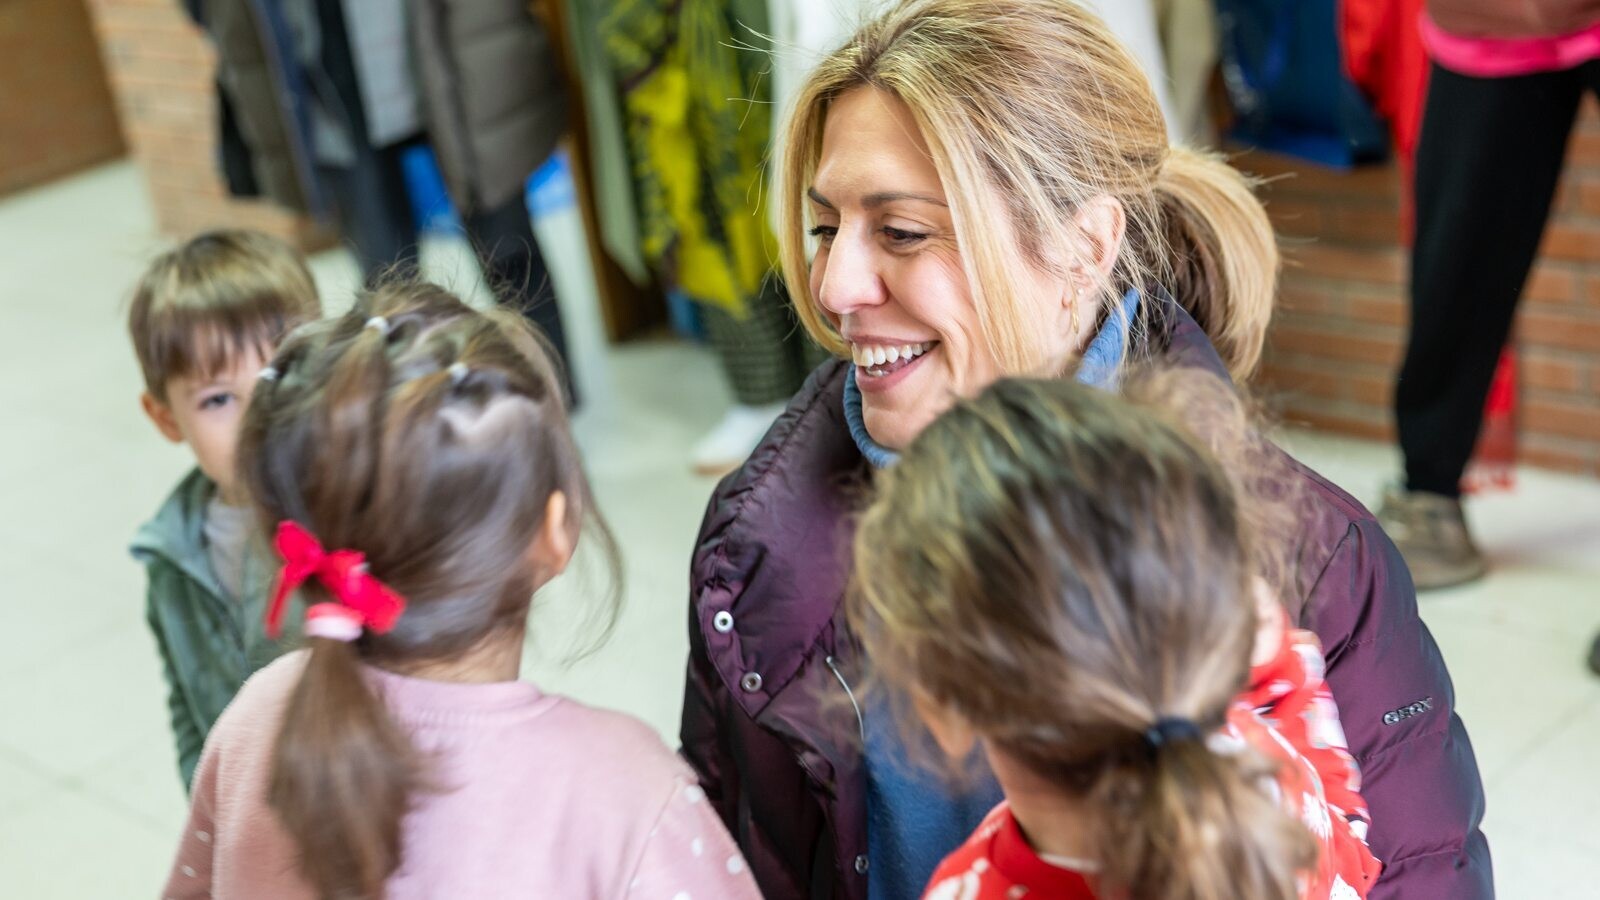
[924,627,1382,900]
[681,304,1493,900]
[1342,0,1431,163]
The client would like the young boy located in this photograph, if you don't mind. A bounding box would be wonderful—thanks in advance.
[127,230,322,790]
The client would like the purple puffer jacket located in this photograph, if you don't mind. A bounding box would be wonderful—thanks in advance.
[682,308,1493,900]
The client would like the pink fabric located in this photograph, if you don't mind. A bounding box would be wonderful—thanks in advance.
[162,651,761,899]
[1422,11,1600,75]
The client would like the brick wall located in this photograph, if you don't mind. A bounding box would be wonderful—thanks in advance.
[1239,100,1600,479]
[83,0,324,245]
[0,0,125,196]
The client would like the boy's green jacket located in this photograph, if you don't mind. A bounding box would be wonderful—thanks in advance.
[130,468,288,790]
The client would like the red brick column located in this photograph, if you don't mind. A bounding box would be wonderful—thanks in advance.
[83,0,326,245]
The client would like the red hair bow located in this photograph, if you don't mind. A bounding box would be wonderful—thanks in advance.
[264,520,406,641]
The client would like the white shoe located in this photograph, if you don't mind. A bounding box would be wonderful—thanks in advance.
[691,403,787,476]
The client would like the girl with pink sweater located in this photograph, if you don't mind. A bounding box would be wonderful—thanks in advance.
[162,282,759,900]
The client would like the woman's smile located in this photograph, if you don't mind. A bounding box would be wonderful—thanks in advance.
[850,340,940,392]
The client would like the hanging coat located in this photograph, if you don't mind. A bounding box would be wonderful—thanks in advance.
[408,0,569,214]
[190,0,566,217]
[602,0,778,316]
[187,0,330,215]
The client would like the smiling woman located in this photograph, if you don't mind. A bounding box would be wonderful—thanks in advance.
[777,25,1274,451]
[679,2,1493,900]
[799,88,1007,449]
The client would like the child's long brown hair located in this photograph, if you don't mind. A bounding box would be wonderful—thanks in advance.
[850,375,1314,900]
[237,281,620,899]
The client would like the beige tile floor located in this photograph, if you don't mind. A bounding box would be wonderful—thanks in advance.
[2,162,1598,897]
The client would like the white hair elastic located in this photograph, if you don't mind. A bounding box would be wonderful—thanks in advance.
[304,606,364,643]
[364,316,391,335]
[258,366,280,382]
[448,361,470,386]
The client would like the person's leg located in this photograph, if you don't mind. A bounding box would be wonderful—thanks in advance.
[1385,63,1582,587]
[317,140,422,283]
[1399,64,1580,496]
[1576,63,1600,675]
[460,190,575,403]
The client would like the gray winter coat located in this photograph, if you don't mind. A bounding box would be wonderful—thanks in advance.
[409,0,569,213]
[194,0,567,216]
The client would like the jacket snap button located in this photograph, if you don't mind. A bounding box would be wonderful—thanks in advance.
[713,610,735,633]
[854,854,869,875]
[740,672,763,692]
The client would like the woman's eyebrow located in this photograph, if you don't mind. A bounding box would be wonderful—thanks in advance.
[862,191,947,208]
[807,187,949,209]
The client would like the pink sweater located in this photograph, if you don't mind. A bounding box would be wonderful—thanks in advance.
[162,651,761,899]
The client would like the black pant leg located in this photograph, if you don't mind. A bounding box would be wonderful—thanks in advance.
[1398,63,1584,496]
[317,139,422,284]
[461,192,575,404]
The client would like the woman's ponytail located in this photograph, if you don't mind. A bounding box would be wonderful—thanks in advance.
[1091,737,1315,900]
[269,638,421,900]
[1155,146,1279,381]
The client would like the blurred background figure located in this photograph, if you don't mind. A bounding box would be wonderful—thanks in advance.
[184,0,576,399]
[1370,1,1600,591]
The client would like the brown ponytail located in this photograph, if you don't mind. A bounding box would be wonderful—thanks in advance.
[852,374,1312,900]
[270,639,420,899]
[1091,739,1314,900]
[1155,146,1279,381]
[240,280,619,899]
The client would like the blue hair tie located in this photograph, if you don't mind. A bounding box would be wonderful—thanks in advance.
[1143,716,1204,753]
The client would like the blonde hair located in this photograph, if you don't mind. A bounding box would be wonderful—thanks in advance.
[128,229,321,401]
[850,374,1314,900]
[778,0,1277,380]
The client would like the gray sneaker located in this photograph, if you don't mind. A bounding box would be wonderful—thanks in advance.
[1376,486,1488,590]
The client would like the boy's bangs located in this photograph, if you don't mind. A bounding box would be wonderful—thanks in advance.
[143,302,286,395]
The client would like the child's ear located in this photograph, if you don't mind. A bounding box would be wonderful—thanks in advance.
[140,392,184,444]
[530,490,576,580]
[913,691,978,761]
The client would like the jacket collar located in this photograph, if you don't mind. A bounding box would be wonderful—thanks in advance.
[692,361,867,722]
[1154,295,1235,384]
[130,467,230,597]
